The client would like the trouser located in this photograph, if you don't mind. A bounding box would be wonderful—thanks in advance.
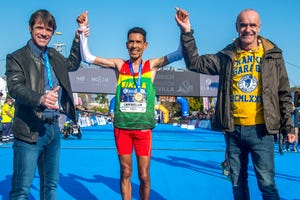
[226,125,280,200]
[10,122,61,200]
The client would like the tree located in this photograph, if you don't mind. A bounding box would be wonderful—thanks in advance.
[187,97,203,112]
[95,94,108,104]
[77,93,93,108]
[160,101,181,118]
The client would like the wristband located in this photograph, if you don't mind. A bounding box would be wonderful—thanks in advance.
[166,50,183,63]
[166,42,183,63]
[79,32,96,64]
[79,25,87,31]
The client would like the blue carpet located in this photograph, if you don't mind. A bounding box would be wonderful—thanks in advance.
[0,124,299,200]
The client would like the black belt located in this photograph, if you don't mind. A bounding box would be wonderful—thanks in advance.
[42,117,58,125]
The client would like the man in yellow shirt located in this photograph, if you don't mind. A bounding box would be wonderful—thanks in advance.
[176,7,294,200]
[0,91,3,143]
[1,96,14,142]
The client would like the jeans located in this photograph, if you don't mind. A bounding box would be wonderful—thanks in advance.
[2,122,12,137]
[226,125,279,200]
[10,123,61,200]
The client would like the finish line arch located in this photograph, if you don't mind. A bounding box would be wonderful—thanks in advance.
[177,96,189,117]
[69,68,218,97]
[155,104,169,124]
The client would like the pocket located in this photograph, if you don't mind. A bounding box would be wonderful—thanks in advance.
[12,118,40,141]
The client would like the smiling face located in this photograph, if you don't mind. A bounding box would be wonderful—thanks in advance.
[28,10,56,51]
[126,32,148,61]
[30,19,54,51]
[236,9,261,50]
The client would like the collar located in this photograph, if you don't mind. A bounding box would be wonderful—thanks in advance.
[28,39,47,58]
[236,39,263,54]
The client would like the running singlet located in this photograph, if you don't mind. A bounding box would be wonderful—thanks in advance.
[113,60,156,130]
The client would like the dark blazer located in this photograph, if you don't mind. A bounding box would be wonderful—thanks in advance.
[5,39,81,143]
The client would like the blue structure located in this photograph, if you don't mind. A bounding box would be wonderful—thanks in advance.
[177,96,189,117]
[109,96,115,113]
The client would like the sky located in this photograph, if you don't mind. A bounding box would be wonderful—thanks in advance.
[1,0,300,87]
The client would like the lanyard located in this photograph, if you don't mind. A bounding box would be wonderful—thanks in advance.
[129,60,142,92]
[44,51,53,89]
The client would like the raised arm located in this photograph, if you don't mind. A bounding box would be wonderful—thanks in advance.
[175,7,191,33]
[148,8,186,79]
[150,40,183,70]
[149,7,193,71]
[77,11,123,69]
[174,7,221,74]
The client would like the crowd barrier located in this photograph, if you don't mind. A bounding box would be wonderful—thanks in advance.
[78,115,108,127]
[65,114,212,131]
[197,120,212,129]
[174,119,212,130]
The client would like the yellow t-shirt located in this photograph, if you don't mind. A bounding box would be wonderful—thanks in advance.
[232,41,265,125]
[1,103,14,123]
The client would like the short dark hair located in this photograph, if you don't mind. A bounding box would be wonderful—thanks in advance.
[29,9,56,32]
[127,27,146,42]
[6,96,13,101]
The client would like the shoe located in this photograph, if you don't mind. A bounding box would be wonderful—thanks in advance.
[293,145,299,152]
[279,149,283,155]
[221,161,229,176]
[2,135,8,143]
[279,149,286,155]
[223,168,229,176]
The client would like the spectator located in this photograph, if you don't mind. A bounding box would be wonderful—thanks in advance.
[1,96,14,142]
[0,91,3,143]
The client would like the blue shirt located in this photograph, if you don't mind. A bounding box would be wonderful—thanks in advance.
[28,40,61,118]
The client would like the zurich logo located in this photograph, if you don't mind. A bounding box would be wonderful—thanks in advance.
[238,74,257,93]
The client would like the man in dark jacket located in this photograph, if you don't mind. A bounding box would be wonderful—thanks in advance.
[6,9,81,199]
[175,7,294,200]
